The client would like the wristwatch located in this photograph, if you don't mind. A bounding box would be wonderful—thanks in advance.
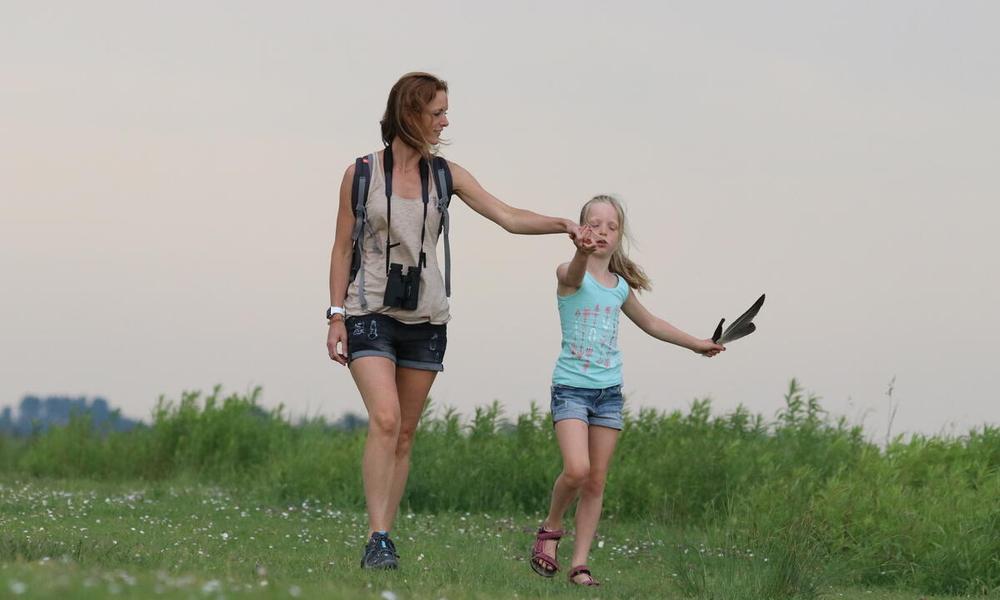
[326,306,346,321]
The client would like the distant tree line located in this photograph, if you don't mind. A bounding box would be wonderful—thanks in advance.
[1,394,368,436]
[0,395,141,436]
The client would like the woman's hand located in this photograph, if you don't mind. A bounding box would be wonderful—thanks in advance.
[566,221,584,242]
[573,225,597,254]
[327,319,349,365]
[693,339,726,357]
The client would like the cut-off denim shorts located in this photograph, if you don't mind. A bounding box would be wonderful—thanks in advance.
[550,383,624,430]
[345,313,447,371]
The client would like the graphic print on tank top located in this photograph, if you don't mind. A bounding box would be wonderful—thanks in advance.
[567,302,619,372]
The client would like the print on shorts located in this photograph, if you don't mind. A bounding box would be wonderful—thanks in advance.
[352,321,365,337]
[368,320,379,340]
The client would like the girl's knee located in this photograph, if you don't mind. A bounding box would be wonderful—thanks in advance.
[582,478,606,497]
[562,463,591,488]
[582,469,608,496]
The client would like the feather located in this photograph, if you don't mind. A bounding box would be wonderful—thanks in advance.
[718,322,756,344]
[722,294,765,337]
[712,318,725,344]
[712,319,726,344]
[712,294,765,345]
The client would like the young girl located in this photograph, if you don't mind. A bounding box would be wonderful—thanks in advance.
[530,194,725,586]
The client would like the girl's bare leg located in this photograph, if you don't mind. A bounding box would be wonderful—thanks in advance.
[535,419,591,571]
[570,425,619,582]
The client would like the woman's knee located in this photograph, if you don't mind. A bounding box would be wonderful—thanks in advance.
[394,426,418,457]
[368,409,401,437]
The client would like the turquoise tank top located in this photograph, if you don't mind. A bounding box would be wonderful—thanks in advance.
[552,271,630,388]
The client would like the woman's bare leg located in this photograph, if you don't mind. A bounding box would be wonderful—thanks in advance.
[382,366,437,532]
[350,356,401,534]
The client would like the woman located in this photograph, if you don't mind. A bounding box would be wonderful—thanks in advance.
[325,72,580,570]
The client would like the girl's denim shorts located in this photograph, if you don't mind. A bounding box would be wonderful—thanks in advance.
[550,383,624,430]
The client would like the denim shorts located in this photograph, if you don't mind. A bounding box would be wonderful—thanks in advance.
[550,383,624,430]
[345,313,447,371]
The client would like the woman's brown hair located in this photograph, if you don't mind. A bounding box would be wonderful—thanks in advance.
[380,72,448,157]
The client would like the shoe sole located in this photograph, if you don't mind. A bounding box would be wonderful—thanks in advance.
[361,556,399,570]
[529,553,557,578]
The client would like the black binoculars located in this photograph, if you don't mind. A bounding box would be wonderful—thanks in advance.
[383,263,422,310]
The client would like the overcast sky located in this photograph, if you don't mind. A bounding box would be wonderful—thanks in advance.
[3,1,998,438]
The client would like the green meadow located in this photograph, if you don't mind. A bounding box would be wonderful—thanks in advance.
[1,380,998,598]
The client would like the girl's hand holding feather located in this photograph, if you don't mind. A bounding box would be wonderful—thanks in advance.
[693,339,725,357]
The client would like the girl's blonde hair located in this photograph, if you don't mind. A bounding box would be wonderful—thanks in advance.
[580,194,651,292]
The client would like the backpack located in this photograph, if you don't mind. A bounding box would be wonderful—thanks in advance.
[349,152,454,309]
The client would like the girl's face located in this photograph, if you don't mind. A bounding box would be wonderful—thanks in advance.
[583,201,621,256]
[422,90,449,145]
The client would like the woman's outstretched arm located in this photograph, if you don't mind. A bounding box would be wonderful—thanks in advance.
[449,161,579,236]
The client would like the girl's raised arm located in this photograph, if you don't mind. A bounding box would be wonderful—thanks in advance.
[622,290,725,357]
[449,161,579,236]
[556,226,596,294]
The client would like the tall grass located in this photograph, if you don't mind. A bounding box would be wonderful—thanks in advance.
[671,520,828,600]
[2,380,998,594]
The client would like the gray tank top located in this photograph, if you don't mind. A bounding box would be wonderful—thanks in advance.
[345,150,451,324]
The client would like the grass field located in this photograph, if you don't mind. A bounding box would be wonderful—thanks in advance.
[2,383,998,597]
[0,479,978,599]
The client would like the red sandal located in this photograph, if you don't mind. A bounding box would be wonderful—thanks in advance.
[530,527,564,577]
[568,564,600,586]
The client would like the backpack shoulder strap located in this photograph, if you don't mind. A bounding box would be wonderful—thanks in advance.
[431,156,454,297]
[350,154,374,309]
[351,155,372,223]
[431,156,453,206]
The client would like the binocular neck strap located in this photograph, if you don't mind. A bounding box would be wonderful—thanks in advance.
[382,144,431,274]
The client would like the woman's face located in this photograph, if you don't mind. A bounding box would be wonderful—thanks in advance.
[583,201,621,256]
[422,90,449,145]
